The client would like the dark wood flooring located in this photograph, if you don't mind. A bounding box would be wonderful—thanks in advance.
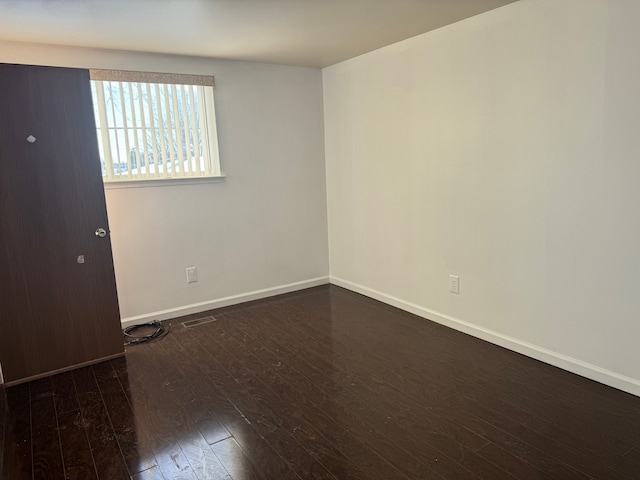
[2,284,640,479]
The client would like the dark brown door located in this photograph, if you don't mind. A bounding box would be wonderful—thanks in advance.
[0,63,123,384]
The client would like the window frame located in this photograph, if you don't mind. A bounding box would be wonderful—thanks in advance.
[89,69,222,184]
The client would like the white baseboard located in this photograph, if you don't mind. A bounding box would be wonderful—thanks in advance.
[330,276,640,398]
[120,276,330,329]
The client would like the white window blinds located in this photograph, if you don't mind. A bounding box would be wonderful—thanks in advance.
[89,69,220,182]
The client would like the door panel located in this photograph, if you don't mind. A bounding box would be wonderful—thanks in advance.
[0,63,123,384]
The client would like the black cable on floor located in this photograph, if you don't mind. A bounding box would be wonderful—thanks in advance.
[123,320,170,346]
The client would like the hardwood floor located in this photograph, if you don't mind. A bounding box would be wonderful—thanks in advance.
[2,284,640,479]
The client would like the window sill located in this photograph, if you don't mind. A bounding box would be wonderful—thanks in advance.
[103,175,226,190]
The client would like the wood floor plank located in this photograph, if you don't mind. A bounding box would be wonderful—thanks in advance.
[230,318,468,478]
[246,284,640,480]
[123,333,234,480]
[51,372,80,415]
[4,285,640,480]
[130,465,166,480]
[197,315,456,480]
[29,378,56,429]
[91,361,157,476]
[57,409,98,480]
[72,366,130,480]
[31,421,64,480]
[124,328,295,480]
[264,306,586,478]
[30,377,65,480]
[448,394,638,479]
[258,301,473,401]
[163,329,301,480]
[110,349,196,480]
[435,401,590,480]
[231,309,507,479]
[210,438,264,480]
[623,446,640,464]
[188,327,370,480]
[476,442,550,480]
[180,326,338,480]
[2,383,32,480]
[260,291,623,480]
[317,287,640,452]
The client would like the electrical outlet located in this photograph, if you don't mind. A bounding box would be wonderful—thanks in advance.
[449,275,460,294]
[186,266,198,283]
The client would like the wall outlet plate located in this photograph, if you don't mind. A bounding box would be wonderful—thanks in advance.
[449,275,460,294]
[186,266,198,283]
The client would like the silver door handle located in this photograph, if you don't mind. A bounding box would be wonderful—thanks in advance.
[95,228,107,238]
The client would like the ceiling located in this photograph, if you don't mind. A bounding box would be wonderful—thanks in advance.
[0,0,519,68]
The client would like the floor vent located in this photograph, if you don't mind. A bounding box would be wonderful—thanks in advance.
[182,316,217,328]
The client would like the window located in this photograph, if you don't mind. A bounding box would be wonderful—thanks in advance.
[89,69,221,182]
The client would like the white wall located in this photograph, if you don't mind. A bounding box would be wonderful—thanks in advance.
[1,41,329,322]
[323,0,640,394]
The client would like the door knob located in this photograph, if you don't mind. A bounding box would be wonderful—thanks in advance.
[95,228,107,238]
